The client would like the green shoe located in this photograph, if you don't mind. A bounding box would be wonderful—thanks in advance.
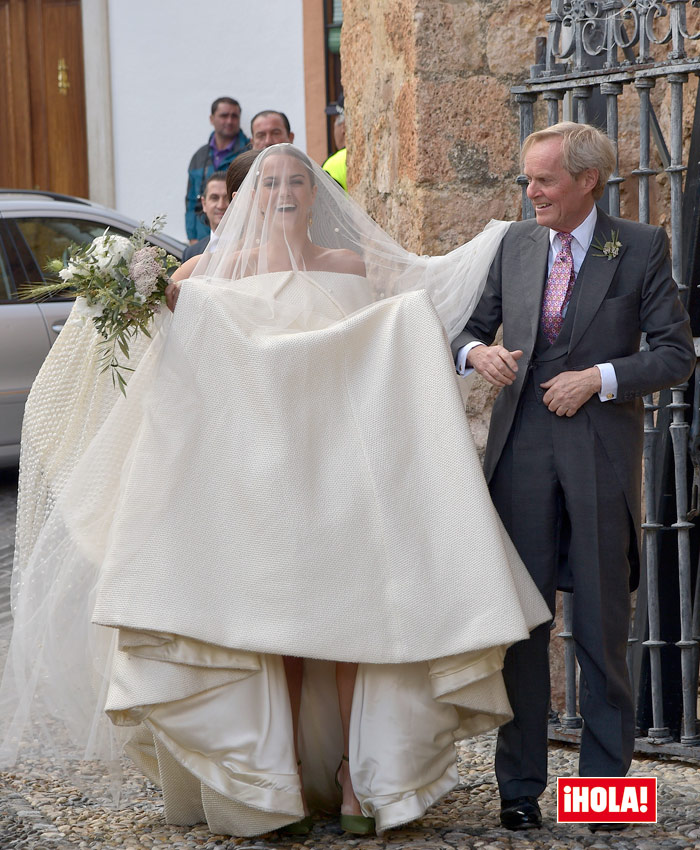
[336,755,375,835]
[339,812,376,835]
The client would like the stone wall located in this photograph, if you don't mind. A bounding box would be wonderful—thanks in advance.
[343,0,543,256]
[342,0,551,447]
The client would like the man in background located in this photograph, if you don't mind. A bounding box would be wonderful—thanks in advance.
[322,93,346,191]
[250,110,294,150]
[181,171,229,262]
[186,97,249,243]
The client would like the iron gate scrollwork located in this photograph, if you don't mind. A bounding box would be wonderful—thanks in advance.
[513,0,700,759]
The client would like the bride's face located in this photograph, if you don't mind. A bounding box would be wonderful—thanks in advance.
[257,154,317,228]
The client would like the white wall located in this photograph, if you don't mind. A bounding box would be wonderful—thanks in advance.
[106,0,306,243]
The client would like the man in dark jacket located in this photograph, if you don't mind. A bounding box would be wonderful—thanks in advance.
[452,121,695,833]
[186,97,249,243]
[181,171,229,262]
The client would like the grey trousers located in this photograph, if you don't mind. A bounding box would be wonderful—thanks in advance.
[489,381,635,800]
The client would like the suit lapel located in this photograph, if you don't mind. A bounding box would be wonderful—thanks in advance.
[568,207,626,353]
[521,223,550,347]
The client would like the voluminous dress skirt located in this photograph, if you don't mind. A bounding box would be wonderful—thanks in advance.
[1,271,550,836]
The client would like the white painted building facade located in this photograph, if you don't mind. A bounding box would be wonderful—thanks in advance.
[82,0,328,242]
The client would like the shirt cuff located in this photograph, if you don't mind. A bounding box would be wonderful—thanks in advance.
[456,341,485,376]
[596,362,617,402]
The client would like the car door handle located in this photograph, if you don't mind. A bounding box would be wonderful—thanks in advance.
[51,322,65,333]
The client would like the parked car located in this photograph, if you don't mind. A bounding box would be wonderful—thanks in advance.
[0,190,185,467]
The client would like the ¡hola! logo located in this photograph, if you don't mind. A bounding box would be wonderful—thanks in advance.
[556,777,657,824]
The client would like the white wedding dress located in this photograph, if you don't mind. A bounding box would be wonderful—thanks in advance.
[13,269,544,836]
[1,150,550,837]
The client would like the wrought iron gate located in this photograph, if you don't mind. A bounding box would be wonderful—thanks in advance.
[512,0,700,760]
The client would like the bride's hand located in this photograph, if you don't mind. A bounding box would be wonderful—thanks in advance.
[165,281,181,312]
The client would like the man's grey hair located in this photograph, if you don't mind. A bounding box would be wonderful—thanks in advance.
[521,121,616,200]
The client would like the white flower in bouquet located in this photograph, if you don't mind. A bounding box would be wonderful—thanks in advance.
[58,263,78,282]
[74,296,107,320]
[20,216,180,394]
[92,234,134,270]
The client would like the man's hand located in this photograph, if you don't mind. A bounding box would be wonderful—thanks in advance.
[467,345,524,388]
[165,281,181,312]
[540,367,601,417]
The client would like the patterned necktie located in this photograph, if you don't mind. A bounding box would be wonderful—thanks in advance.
[541,231,575,344]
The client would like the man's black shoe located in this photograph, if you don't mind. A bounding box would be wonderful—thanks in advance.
[499,796,542,830]
[588,822,628,833]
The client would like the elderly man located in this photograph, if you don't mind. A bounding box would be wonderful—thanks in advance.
[181,171,229,262]
[186,97,249,243]
[452,122,695,833]
[250,110,294,150]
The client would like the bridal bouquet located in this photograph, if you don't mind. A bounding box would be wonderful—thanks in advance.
[22,216,180,393]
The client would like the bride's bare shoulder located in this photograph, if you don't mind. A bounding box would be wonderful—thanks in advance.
[316,248,366,277]
[171,255,200,282]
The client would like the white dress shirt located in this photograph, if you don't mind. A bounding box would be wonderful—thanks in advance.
[456,205,618,402]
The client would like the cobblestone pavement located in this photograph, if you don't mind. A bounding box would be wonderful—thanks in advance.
[1,471,699,849]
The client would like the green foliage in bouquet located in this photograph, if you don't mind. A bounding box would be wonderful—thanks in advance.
[21,216,180,394]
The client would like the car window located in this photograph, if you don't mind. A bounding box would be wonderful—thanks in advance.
[13,218,132,291]
[0,220,43,302]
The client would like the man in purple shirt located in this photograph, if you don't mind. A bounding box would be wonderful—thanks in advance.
[186,97,249,243]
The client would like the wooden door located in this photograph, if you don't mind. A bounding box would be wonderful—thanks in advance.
[0,0,33,187]
[0,0,88,195]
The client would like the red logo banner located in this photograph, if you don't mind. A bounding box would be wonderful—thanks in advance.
[556,777,657,823]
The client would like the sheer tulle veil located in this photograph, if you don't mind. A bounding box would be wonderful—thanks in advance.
[0,143,513,796]
[188,144,510,339]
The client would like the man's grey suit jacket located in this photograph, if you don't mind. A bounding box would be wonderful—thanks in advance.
[451,207,695,576]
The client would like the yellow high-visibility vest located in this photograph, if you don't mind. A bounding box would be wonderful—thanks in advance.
[322,148,347,191]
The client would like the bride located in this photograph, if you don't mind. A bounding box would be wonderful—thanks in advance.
[0,144,550,837]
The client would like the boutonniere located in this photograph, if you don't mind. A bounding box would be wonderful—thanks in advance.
[591,229,622,260]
